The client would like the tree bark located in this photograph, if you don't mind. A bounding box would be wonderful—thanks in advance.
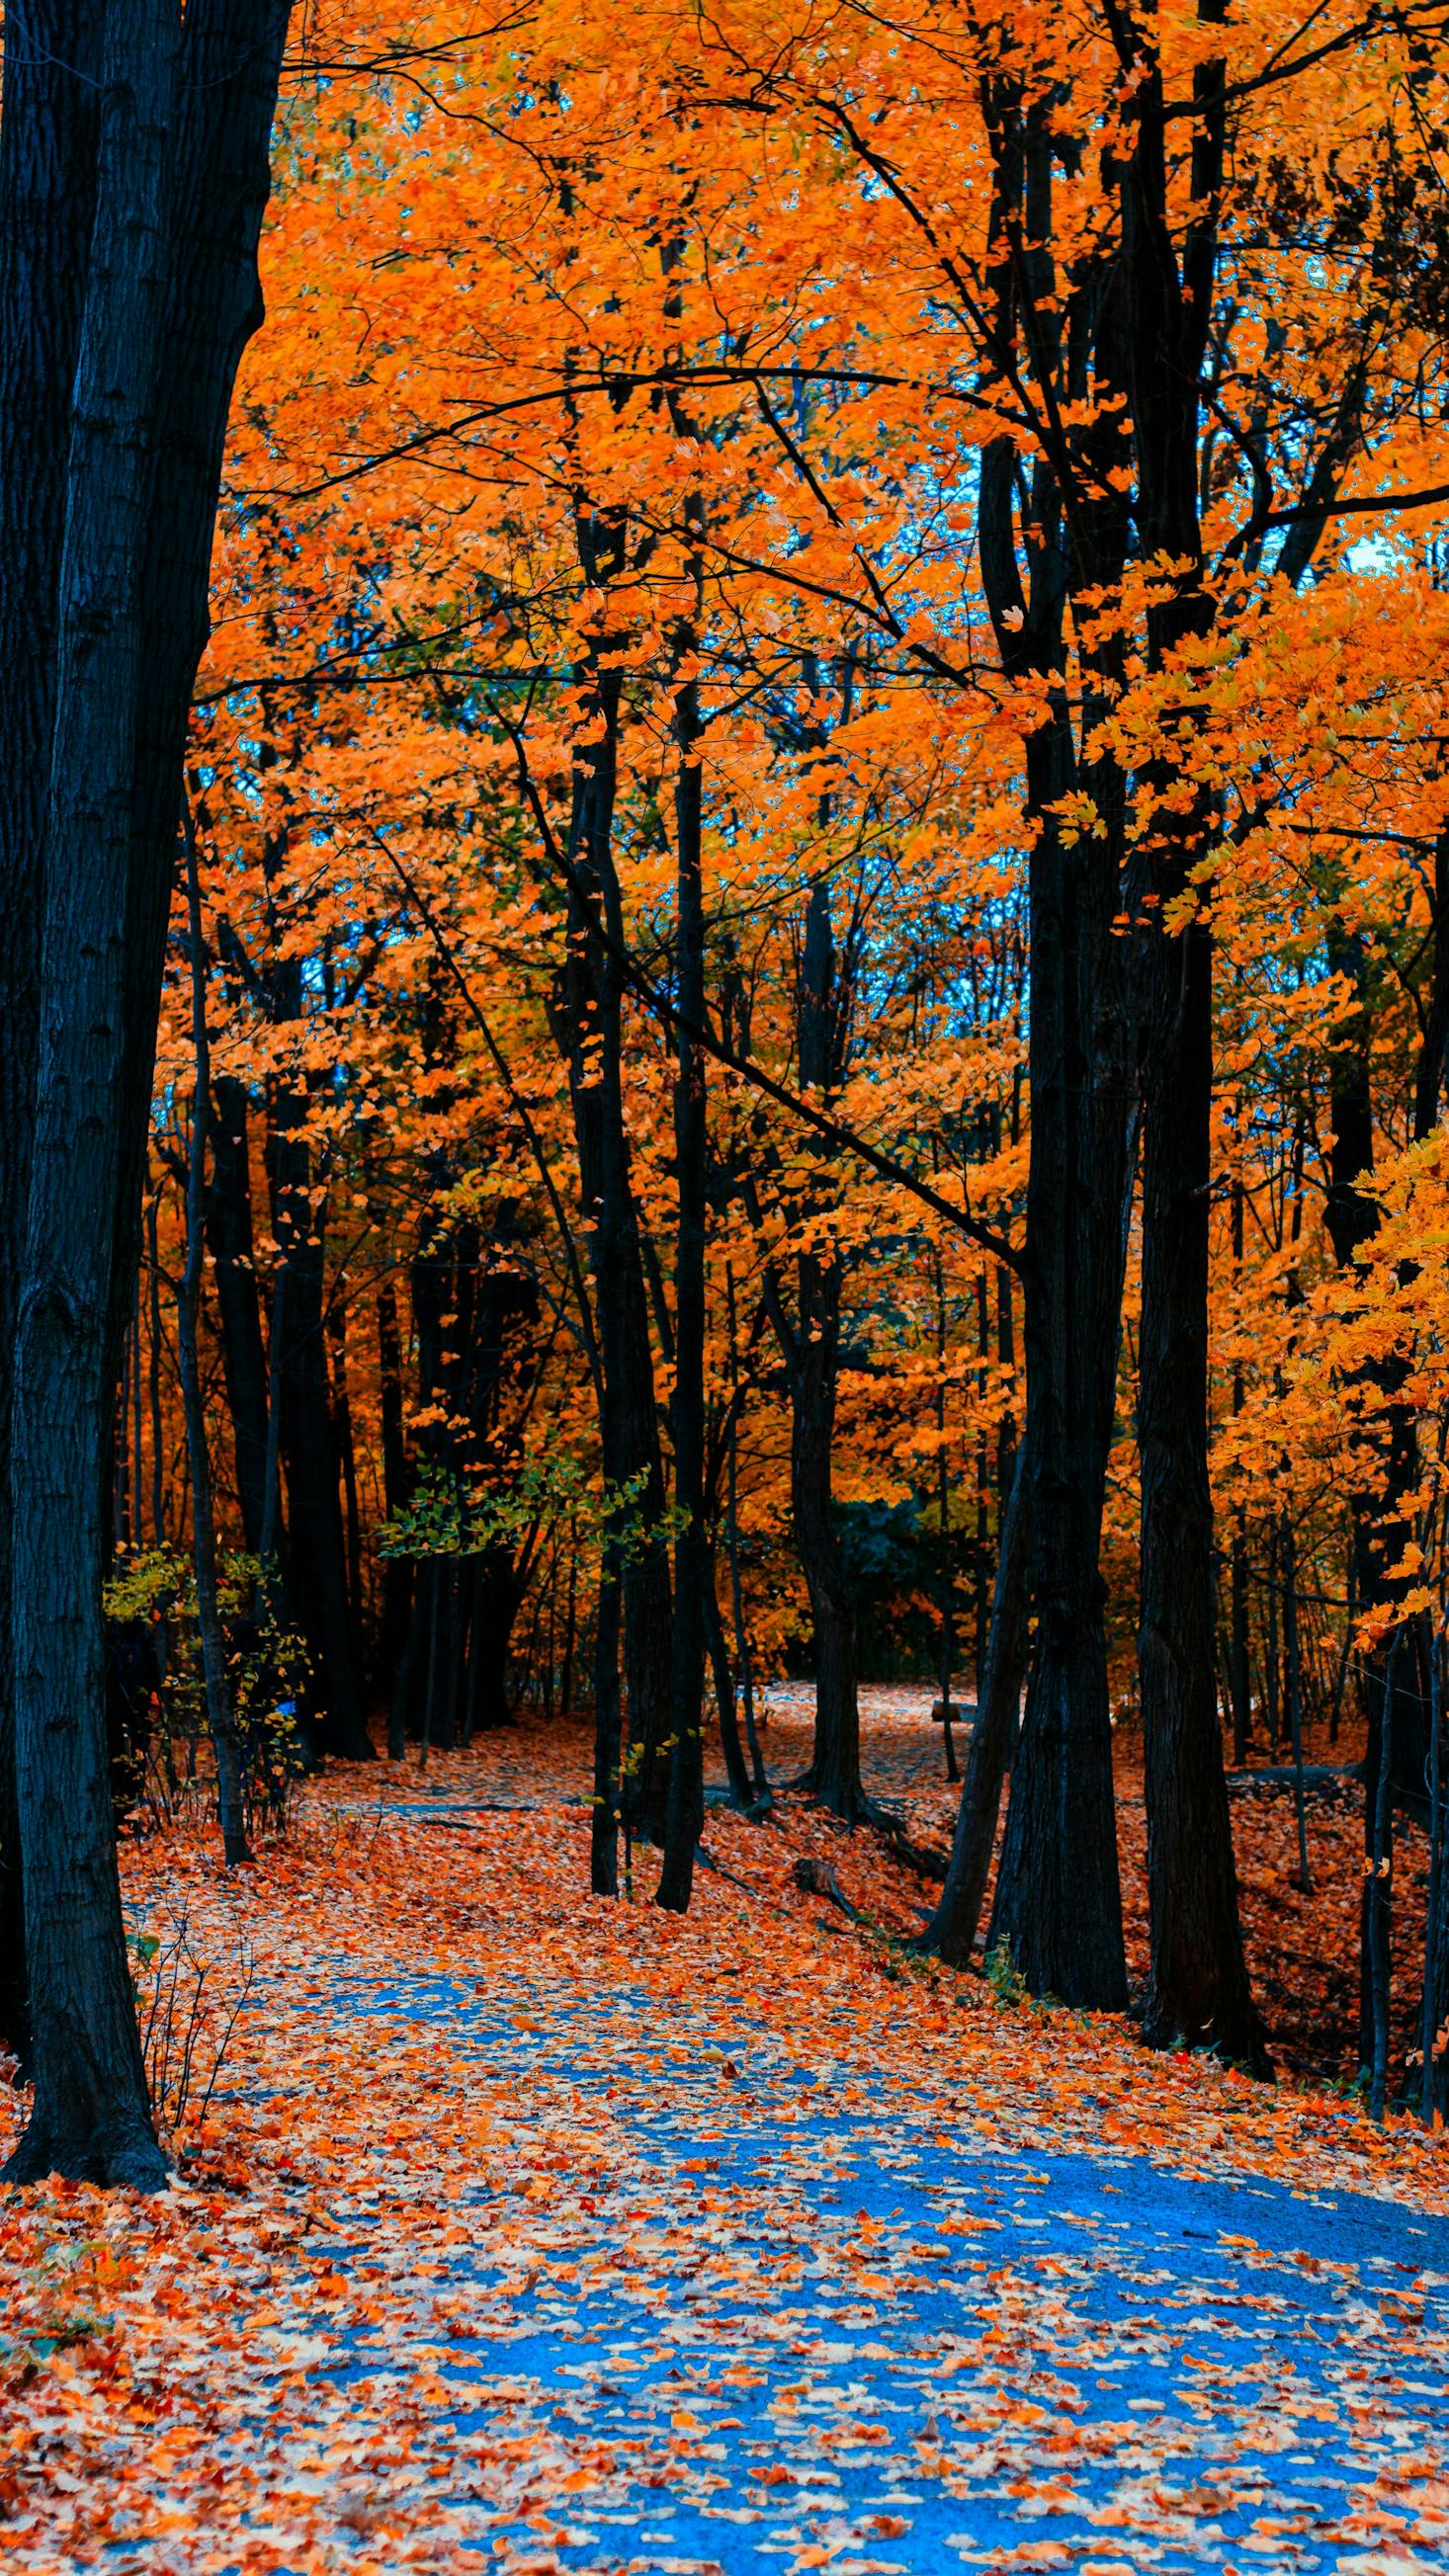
[269,1064,372,1759]
[4,0,288,2180]
[1117,28,1260,2063]
[108,0,294,1398]
[204,1073,272,1551]
[1420,1622,1449,2123]
[1323,917,1426,2060]
[0,0,101,2081]
[178,813,250,1864]
[549,544,672,1844]
[658,665,708,1911]
[972,93,1134,2009]
[704,1574,754,1808]
[7,0,182,2186]
[375,1278,413,1703]
[986,692,1132,2010]
[591,1571,623,1896]
[789,1238,862,1816]
[1136,897,1258,2052]
[327,1296,363,1627]
[920,1438,1031,1963]
[724,1268,771,1810]
[765,875,867,1818]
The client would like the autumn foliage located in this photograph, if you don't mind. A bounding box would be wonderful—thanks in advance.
[10,0,1449,2168]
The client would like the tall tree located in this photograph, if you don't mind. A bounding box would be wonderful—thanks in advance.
[0,0,102,2080]
[973,86,1135,2010]
[3,0,290,2185]
[1113,4,1261,2064]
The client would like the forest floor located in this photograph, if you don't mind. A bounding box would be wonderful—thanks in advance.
[3,1689,1448,2573]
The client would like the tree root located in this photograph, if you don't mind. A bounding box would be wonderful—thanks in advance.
[3,2111,170,2193]
[792,1856,867,1922]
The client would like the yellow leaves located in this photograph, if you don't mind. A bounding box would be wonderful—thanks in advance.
[1049,789,1108,847]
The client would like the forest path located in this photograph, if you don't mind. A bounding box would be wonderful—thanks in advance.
[10,1756,1449,2573]
[286,1930,1449,2576]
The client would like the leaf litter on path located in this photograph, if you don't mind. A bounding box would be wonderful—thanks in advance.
[2,1697,1446,2573]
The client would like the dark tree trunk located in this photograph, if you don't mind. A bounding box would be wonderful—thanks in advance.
[4,0,289,2182]
[1137,899,1258,2053]
[1420,1624,1449,2123]
[1416,840,1449,2121]
[768,876,866,1818]
[402,1182,449,1746]
[375,1278,412,1702]
[107,0,294,1399]
[395,1122,541,1745]
[1413,821,1449,1143]
[549,542,672,1845]
[205,1073,272,1551]
[937,1261,959,1785]
[1228,1179,1253,1764]
[973,98,1133,2009]
[7,0,182,2187]
[147,1193,165,1543]
[658,666,708,1911]
[724,1272,770,1811]
[704,1574,754,1809]
[790,1250,862,1817]
[920,1439,1031,1963]
[130,1272,145,1547]
[1323,918,1426,2062]
[0,0,100,2080]
[986,706,1132,2009]
[327,1297,364,1626]
[178,818,250,1864]
[591,1573,623,1896]
[1230,1515,1252,1765]
[1367,1632,1398,2119]
[269,1070,371,1760]
[559,1526,578,1722]
[1116,34,1260,2063]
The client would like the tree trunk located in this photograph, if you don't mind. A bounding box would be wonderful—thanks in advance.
[375,1278,412,1701]
[938,1260,959,1786]
[269,1070,371,1760]
[7,0,181,2187]
[704,1575,754,1808]
[178,813,250,1865]
[550,572,672,1845]
[557,1524,576,1719]
[1368,1631,1397,2119]
[204,1073,272,1551]
[147,1192,166,1542]
[1322,917,1426,2053]
[724,1274,770,1810]
[107,0,294,1404]
[790,1259,862,1816]
[4,0,288,2179]
[327,1296,364,1627]
[778,876,865,1818]
[988,720,1130,2010]
[1118,34,1260,2064]
[0,0,101,2080]
[920,1438,1031,1963]
[1420,1622,1449,2123]
[1137,901,1258,2055]
[972,100,1134,2009]
[591,1572,623,1896]
[658,665,708,1911]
